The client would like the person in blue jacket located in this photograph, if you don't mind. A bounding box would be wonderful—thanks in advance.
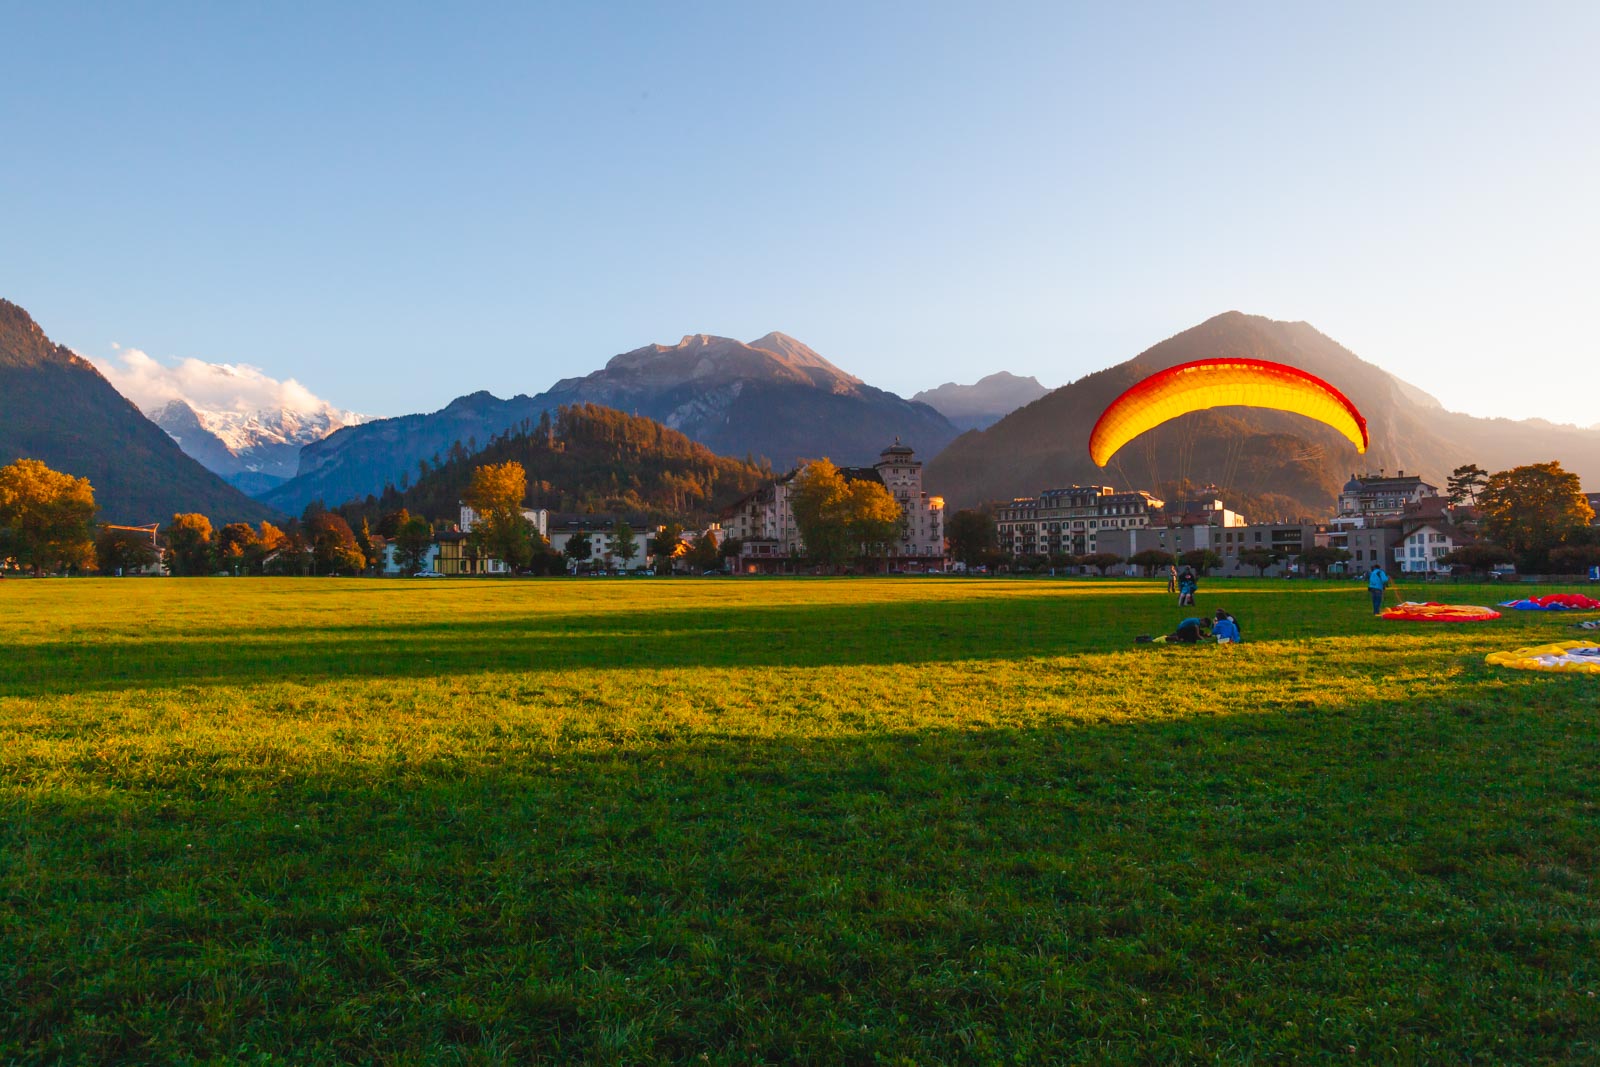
[1212,609,1241,643]
[1367,565,1391,615]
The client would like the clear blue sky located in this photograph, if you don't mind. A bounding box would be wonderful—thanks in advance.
[4,3,1596,423]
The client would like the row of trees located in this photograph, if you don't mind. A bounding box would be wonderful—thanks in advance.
[456,461,712,575]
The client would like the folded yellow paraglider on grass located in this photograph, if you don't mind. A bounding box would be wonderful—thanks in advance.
[1381,601,1502,622]
[1485,640,1600,674]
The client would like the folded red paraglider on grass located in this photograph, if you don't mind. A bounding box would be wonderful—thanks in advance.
[1498,593,1600,611]
[1381,601,1502,622]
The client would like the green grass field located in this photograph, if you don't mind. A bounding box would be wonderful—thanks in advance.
[3,576,1598,1064]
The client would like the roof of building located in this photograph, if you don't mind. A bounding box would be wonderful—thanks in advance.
[880,438,916,457]
[1344,471,1438,492]
[1397,517,1475,543]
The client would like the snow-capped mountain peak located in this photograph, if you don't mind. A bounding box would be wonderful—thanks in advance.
[91,345,365,494]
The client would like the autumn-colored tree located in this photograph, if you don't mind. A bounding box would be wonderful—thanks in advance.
[256,522,288,569]
[791,460,852,568]
[164,513,216,576]
[844,480,901,570]
[95,526,160,576]
[308,512,366,575]
[216,523,261,576]
[0,459,97,575]
[791,459,903,570]
[465,461,527,515]
[1478,461,1594,568]
[466,461,533,573]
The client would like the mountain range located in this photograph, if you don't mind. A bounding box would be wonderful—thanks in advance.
[0,300,278,524]
[262,332,959,513]
[924,311,1600,519]
[913,372,1050,431]
[13,293,1600,530]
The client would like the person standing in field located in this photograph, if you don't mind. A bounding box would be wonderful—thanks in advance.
[1178,567,1197,606]
[1167,563,1178,594]
[1367,565,1391,615]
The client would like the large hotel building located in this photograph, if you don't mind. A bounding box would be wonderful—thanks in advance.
[995,485,1166,558]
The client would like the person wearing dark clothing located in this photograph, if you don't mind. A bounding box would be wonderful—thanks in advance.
[1154,616,1209,644]
[1178,568,1198,606]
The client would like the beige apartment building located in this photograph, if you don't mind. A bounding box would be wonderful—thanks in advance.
[995,484,1165,559]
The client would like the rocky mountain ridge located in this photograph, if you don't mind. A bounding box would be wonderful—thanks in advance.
[262,332,957,512]
[913,371,1051,431]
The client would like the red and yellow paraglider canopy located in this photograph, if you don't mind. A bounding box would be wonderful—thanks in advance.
[1088,358,1368,467]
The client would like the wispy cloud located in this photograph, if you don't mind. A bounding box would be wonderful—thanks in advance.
[91,345,347,417]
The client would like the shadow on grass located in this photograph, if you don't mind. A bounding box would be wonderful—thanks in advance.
[0,583,1534,697]
[4,680,1598,1063]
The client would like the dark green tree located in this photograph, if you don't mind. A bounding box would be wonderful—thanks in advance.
[394,516,435,575]
[1299,545,1352,576]
[1179,549,1222,576]
[564,531,594,571]
[650,522,685,573]
[1447,463,1489,507]
[1128,548,1176,576]
[687,530,721,572]
[95,526,160,575]
[1439,543,1513,575]
[1236,547,1282,576]
[947,509,998,568]
[1079,552,1122,576]
[611,521,638,570]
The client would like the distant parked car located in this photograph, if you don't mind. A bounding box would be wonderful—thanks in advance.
[414,570,444,578]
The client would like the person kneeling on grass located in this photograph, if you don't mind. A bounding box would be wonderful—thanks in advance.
[1151,616,1210,644]
[1212,609,1241,644]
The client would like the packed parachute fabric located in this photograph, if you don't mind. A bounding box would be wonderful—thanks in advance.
[1498,593,1600,611]
[1088,358,1368,467]
[1485,640,1600,674]
[1381,601,1502,622]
